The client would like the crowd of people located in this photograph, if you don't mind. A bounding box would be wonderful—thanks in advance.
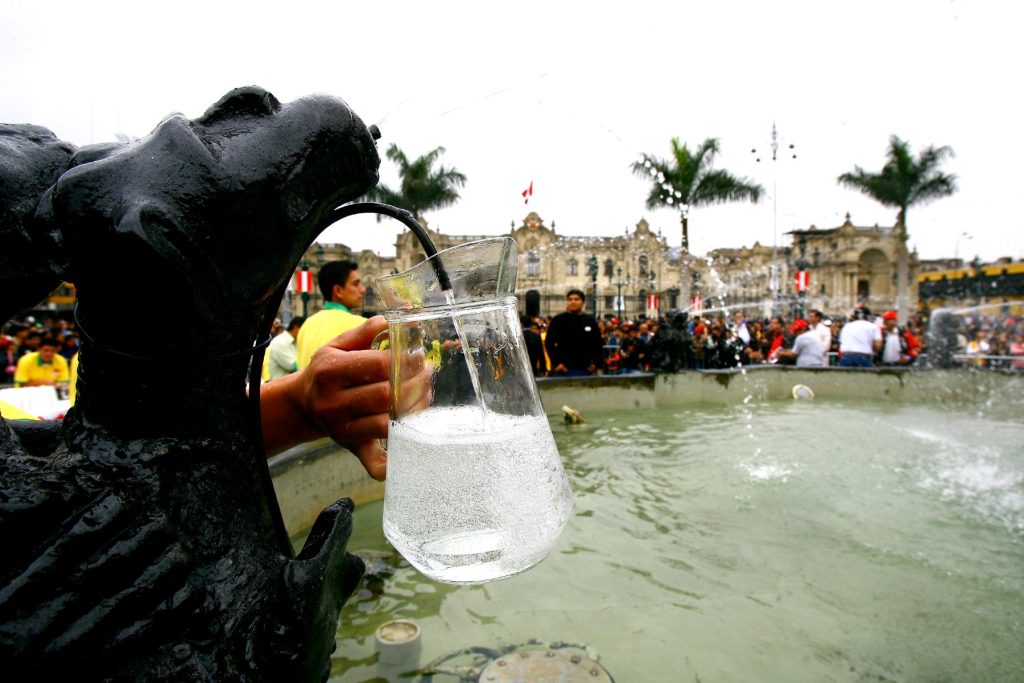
[938,309,1024,370]
[521,290,1024,376]
[5,272,1023,397]
[2,316,79,392]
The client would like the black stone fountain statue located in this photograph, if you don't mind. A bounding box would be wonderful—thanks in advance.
[0,87,385,681]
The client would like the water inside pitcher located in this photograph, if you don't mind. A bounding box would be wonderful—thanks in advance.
[373,237,573,583]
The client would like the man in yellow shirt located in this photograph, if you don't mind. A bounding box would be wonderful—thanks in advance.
[14,337,69,387]
[296,260,367,369]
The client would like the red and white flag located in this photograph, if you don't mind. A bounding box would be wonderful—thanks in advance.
[794,270,810,292]
[646,293,660,311]
[296,269,314,293]
[521,180,533,204]
[691,294,703,314]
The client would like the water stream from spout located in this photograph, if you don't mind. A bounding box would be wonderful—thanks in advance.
[444,290,489,427]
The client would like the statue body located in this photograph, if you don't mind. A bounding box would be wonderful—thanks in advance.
[0,87,381,681]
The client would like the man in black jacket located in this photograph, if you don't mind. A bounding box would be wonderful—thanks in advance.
[544,289,604,376]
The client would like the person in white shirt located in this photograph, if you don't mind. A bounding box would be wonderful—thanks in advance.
[838,306,882,368]
[808,309,832,366]
[266,316,305,380]
[776,319,826,367]
[878,310,919,366]
[732,310,751,346]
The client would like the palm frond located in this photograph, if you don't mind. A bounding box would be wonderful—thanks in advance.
[837,134,958,227]
[692,169,762,206]
[376,144,467,219]
[633,136,760,242]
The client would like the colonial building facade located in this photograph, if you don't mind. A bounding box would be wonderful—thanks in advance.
[286,211,945,322]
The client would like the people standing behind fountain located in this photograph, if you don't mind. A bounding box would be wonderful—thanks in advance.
[965,328,991,367]
[762,316,793,363]
[775,319,826,368]
[521,314,546,377]
[544,289,605,376]
[266,316,305,380]
[648,310,692,372]
[14,328,42,362]
[745,318,766,363]
[704,322,743,368]
[617,326,642,373]
[2,319,76,386]
[683,318,704,370]
[732,311,751,346]
[732,310,763,365]
[1010,333,1024,370]
[12,336,69,387]
[987,329,1012,370]
[2,336,18,385]
[295,260,367,370]
[838,306,883,368]
[808,309,833,366]
[877,310,920,366]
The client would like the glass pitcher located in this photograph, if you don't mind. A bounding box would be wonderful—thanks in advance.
[373,237,573,584]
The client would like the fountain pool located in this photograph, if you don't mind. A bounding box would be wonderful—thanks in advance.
[316,398,1023,682]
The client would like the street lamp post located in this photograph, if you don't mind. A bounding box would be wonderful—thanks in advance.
[794,233,810,319]
[752,122,797,318]
[954,231,973,262]
[588,255,599,318]
[314,245,325,310]
[614,267,632,321]
[649,270,658,318]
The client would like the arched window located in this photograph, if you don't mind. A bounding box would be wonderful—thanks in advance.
[567,259,578,276]
[638,254,649,277]
[604,259,614,278]
[527,251,541,276]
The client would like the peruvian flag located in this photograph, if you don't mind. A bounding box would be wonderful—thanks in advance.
[646,293,660,311]
[794,270,810,292]
[690,294,703,314]
[521,180,533,204]
[296,269,314,293]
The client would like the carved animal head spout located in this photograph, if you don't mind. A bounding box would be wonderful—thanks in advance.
[46,86,381,355]
[0,89,382,681]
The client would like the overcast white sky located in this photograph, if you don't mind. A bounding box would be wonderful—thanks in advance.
[3,0,1020,262]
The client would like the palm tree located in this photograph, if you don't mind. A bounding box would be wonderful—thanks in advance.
[837,135,957,321]
[632,137,762,308]
[366,143,467,222]
[632,137,763,252]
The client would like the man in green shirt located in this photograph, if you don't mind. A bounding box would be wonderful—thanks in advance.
[296,260,367,369]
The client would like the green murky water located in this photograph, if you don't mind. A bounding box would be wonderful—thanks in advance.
[319,400,1024,682]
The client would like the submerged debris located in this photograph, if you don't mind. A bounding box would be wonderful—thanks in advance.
[562,405,585,424]
[791,384,815,400]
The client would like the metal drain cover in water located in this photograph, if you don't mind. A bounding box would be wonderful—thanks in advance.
[479,649,613,682]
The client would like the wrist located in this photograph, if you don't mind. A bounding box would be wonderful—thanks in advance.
[261,371,323,456]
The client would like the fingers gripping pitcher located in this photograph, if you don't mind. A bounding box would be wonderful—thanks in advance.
[374,237,573,584]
